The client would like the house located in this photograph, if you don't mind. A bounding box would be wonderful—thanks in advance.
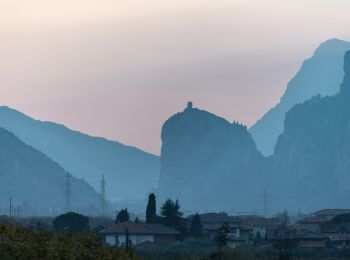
[194,213,278,248]
[266,226,328,249]
[298,209,350,233]
[322,223,350,248]
[297,229,328,248]
[299,215,329,232]
[313,209,350,219]
[100,221,179,247]
[237,215,280,241]
[266,226,298,250]
[196,212,241,238]
[191,213,254,248]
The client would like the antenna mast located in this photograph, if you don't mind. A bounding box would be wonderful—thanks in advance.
[100,175,106,217]
[261,188,271,217]
[64,172,72,212]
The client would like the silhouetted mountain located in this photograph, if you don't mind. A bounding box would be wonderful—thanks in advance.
[269,51,350,211]
[158,102,267,211]
[0,127,99,213]
[250,39,350,156]
[0,107,160,201]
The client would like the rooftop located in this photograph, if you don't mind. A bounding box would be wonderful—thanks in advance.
[100,221,179,235]
[313,209,350,217]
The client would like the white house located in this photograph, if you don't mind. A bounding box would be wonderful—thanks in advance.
[100,221,179,246]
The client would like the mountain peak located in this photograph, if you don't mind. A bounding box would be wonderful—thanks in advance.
[340,51,350,93]
[250,39,350,156]
[314,38,350,57]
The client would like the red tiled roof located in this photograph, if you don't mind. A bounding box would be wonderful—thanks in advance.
[196,213,240,223]
[100,221,179,235]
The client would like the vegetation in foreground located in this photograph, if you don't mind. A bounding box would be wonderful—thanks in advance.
[0,222,138,260]
[1,221,350,260]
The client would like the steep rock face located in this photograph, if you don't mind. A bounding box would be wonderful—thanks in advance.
[270,51,350,211]
[0,127,99,213]
[0,107,160,201]
[250,39,350,156]
[158,103,267,211]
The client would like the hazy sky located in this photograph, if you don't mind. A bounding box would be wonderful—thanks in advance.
[1,0,350,154]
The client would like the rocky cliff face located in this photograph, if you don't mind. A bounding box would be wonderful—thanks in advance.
[158,51,350,213]
[158,103,267,211]
[270,51,350,211]
[250,39,350,156]
[0,127,100,213]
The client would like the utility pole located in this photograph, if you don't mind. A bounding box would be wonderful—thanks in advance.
[261,188,271,217]
[64,172,72,212]
[100,174,106,217]
[9,197,12,219]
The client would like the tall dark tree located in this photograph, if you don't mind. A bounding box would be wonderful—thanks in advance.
[190,213,203,239]
[160,199,183,228]
[216,223,230,248]
[160,199,187,240]
[115,208,130,224]
[146,193,156,223]
[53,212,89,234]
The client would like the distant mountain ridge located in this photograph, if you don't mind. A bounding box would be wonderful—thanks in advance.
[0,107,160,201]
[250,38,350,156]
[0,126,100,213]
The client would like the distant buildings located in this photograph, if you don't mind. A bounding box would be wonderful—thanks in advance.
[100,209,350,251]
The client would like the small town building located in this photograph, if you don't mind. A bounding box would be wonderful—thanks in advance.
[266,226,328,249]
[299,215,329,232]
[322,223,350,248]
[100,221,179,247]
[297,229,328,248]
[197,212,241,238]
[313,209,350,219]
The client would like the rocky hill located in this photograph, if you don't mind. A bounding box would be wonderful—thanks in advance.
[158,102,267,211]
[0,127,100,214]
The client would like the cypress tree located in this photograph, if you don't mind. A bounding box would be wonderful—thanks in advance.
[146,193,156,223]
[190,213,203,239]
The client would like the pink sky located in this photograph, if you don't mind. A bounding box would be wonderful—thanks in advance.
[1,0,350,154]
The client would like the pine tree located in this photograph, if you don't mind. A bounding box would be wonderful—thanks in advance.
[115,208,130,224]
[146,193,156,223]
[160,199,183,228]
[216,223,230,248]
[160,199,187,240]
[190,213,203,239]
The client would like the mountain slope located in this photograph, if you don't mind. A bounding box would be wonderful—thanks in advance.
[0,107,160,201]
[250,38,350,156]
[0,127,99,214]
[269,51,350,211]
[158,103,267,211]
